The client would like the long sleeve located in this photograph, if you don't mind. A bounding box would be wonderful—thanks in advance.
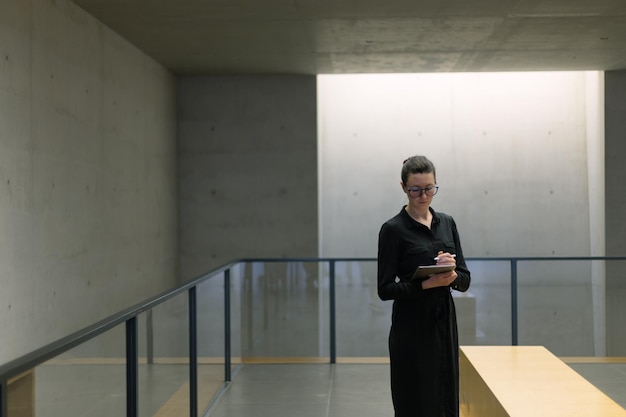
[449,219,471,292]
[377,222,424,300]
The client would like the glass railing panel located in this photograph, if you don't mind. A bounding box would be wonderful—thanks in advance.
[195,274,227,415]
[517,260,596,356]
[512,258,626,358]
[233,261,323,361]
[464,260,512,346]
[605,259,626,357]
[334,260,514,357]
[31,324,126,417]
[335,260,389,358]
[137,291,189,417]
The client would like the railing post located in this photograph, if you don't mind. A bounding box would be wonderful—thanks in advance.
[1,379,7,417]
[224,268,232,382]
[126,317,138,417]
[329,260,336,364]
[189,287,198,417]
[511,259,518,346]
[146,309,154,365]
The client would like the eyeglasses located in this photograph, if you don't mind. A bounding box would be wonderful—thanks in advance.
[406,185,439,198]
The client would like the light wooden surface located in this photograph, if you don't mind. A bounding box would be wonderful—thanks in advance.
[7,369,35,417]
[152,370,222,417]
[460,346,626,417]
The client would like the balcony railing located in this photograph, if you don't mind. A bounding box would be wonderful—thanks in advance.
[1,256,625,417]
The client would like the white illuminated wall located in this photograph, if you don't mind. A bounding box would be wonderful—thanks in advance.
[318,72,603,258]
[318,72,605,355]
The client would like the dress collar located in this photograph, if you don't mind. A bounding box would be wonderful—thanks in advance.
[400,205,439,228]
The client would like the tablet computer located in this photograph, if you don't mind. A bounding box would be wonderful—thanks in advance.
[412,264,456,280]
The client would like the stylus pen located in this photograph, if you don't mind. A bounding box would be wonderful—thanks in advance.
[433,254,456,261]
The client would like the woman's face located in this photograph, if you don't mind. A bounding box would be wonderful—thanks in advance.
[402,172,437,209]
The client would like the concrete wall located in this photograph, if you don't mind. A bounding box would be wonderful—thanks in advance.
[318,72,598,258]
[0,0,178,363]
[177,76,318,281]
[604,70,626,355]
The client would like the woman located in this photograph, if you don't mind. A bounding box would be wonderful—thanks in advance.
[377,155,471,417]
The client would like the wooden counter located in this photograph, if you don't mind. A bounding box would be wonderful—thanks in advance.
[460,346,626,417]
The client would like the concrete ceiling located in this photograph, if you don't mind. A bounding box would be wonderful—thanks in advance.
[71,0,626,75]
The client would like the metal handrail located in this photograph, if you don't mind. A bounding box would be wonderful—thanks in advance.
[0,259,239,417]
[1,256,625,417]
[0,260,238,382]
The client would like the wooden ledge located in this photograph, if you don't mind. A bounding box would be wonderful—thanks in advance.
[460,346,626,417]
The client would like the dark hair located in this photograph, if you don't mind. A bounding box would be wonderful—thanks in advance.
[401,155,437,185]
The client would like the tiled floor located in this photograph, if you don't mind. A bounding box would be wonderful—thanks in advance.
[205,362,626,417]
[205,363,392,417]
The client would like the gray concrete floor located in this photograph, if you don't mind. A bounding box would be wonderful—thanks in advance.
[567,362,626,409]
[206,362,626,417]
[206,363,392,417]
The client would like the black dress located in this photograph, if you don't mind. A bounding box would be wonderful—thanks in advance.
[377,206,471,417]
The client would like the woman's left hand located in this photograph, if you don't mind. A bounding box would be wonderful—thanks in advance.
[421,251,458,289]
[422,270,457,289]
